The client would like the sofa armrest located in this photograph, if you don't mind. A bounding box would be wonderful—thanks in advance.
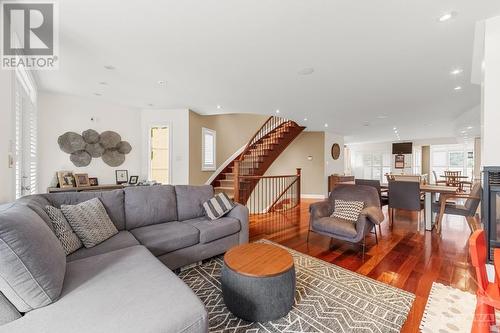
[309,201,333,219]
[359,206,384,225]
[227,203,249,244]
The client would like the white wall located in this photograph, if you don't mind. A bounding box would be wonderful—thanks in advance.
[0,70,15,203]
[140,109,189,185]
[38,92,142,191]
[482,16,500,167]
[324,132,345,193]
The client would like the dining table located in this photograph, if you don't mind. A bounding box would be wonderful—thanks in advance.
[381,183,459,231]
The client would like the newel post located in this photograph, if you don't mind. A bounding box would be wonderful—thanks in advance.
[296,168,302,206]
[234,160,240,203]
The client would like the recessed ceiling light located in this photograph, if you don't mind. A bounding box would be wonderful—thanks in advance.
[158,80,166,86]
[450,68,463,75]
[275,109,280,114]
[148,103,154,107]
[324,123,328,128]
[104,65,115,70]
[393,127,397,130]
[377,115,388,119]
[94,93,102,96]
[298,68,314,75]
[99,81,107,85]
[438,11,457,22]
[467,126,473,130]
[454,86,462,91]
[363,122,370,127]
[303,118,308,121]
[216,105,222,109]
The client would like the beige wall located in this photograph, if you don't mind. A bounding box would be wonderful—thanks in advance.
[265,132,325,195]
[421,146,430,180]
[189,111,268,185]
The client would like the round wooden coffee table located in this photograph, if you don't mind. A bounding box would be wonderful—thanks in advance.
[221,243,296,322]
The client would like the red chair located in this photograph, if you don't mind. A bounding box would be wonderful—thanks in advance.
[469,230,500,332]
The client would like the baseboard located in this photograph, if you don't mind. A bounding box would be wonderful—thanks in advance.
[301,194,326,199]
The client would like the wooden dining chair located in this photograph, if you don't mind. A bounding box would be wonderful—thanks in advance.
[444,170,461,187]
[432,170,447,186]
[469,230,500,333]
[433,182,481,234]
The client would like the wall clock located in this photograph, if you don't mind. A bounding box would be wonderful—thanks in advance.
[331,143,341,160]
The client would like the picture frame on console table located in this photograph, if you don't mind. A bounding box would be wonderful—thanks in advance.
[89,177,99,186]
[115,170,129,184]
[129,176,139,185]
[74,173,90,187]
[57,171,75,188]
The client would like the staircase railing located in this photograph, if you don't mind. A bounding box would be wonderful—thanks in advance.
[241,168,301,215]
[234,116,290,202]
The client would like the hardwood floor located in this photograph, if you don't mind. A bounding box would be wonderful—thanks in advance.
[249,199,478,333]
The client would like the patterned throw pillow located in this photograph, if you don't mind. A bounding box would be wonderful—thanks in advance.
[331,199,364,223]
[61,198,118,248]
[203,193,236,220]
[45,205,83,255]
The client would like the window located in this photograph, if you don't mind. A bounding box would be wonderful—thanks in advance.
[149,126,170,184]
[351,151,391,183]
[202,128,216,171]
[14,66,38,199]
[430,144,474,180]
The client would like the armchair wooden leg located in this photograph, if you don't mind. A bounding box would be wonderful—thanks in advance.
[374,226,378,245]
[362,237,366,262]
[306,229,311,243]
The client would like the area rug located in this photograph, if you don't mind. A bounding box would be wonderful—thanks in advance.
[178,240,415,332]
[420,282,499,333]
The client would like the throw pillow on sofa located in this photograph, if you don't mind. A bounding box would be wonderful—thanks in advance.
[331,199,364,223]
[203,192,236,220]
[61,198,118,248]
[45,205,83,255]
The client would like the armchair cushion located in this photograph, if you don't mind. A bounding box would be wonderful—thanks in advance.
[312,217,357,238]
[331,200,364,223]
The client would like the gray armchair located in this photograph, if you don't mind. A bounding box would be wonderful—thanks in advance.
[308,185,384,257]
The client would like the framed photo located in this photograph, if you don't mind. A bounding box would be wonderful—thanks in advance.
[74,173,90,187]
[115,170,129,184]
[57,171,75,188]
[129,176,139,185]
[394,154,405,169]
[89,177,99,186]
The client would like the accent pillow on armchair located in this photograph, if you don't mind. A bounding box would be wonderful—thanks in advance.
[331,199,365,223]
[61,198,118,248]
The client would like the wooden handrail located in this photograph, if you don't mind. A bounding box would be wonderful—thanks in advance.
[267,176,300,212]
[239,174,299,179]
[238,116,273,162]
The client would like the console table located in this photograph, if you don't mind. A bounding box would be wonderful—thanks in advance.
[47,185,125,193]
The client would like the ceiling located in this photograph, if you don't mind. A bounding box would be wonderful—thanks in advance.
[37,0,500,143]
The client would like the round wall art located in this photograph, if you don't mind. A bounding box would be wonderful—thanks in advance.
[58,129,132,167]
[331,143,341,160]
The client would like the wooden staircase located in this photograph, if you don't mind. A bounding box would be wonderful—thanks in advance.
[211,116,305,205]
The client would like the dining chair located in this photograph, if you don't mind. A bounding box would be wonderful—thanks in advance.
[432,170,447,186]
[388,181,424,231]
[444,170,461,187]
[469,229,499,333]
[432,182,481,234]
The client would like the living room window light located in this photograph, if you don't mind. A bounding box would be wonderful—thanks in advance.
[202,127,216,171]
[14,65,38,199]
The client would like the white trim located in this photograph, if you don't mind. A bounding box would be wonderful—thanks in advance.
[301,194,327,199]
[201,127,216,171]
[205,144,246,185]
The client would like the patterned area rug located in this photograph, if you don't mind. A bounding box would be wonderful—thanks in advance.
[178,240,415,332]
[420,282,499,333]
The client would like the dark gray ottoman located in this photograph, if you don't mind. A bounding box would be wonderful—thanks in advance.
[221,243,296,322]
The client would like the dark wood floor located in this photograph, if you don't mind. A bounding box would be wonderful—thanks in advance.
[249,199,477,333]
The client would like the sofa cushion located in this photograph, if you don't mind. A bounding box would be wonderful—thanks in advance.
[62,198,118,248]
[131,222,199,256]
[0,246,208,333]
[67,231,139,262]
[175,185,214,221]
[185,216,241,244]
[313,216,358,238]
[43,190,126,230]
[124,185,177,229]
[45,206,83,255]
[17,195,55,232]
[0,203,66,312]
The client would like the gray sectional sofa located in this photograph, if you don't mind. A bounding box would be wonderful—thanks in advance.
[0,185,249,332]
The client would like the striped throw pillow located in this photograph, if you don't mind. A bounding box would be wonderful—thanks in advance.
[331,199,364,223]
[203,193,236,220]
